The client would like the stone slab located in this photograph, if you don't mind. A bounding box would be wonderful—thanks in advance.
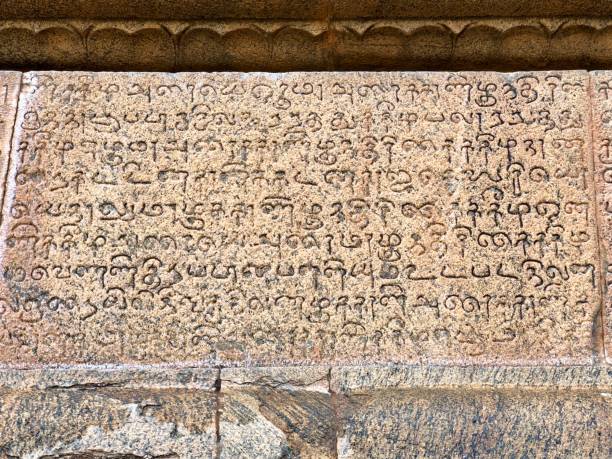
[0,70,602,366]
[0,387,217,458]
[220,367,334,458]
[335,388,611,458]
[590,71,612,363]
[331,365,611,394]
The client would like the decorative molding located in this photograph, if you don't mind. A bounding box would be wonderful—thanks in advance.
[0,18,611,71]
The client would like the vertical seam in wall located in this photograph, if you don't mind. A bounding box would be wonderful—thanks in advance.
[160,23,177,72]
[586,71,607,363]
[214,366,222,459]
[0,72,22,231]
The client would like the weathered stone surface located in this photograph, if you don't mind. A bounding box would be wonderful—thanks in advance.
[335,388,611,458]
[220,367,334,458]
[590,71,612,363]
[0,71,601,366]
[332,364,611,458]
[0,387,217,458]
[0,365,607,458]
[0,368,220,457]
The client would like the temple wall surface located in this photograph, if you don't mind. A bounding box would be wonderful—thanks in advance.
[0,2,610,458]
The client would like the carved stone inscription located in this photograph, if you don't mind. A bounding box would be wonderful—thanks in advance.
[0,71,600,365]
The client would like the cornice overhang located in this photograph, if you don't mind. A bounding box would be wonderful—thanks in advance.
[0,1,610,70]
[2,1,611,20]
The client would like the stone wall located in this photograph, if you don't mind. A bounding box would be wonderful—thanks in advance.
[0,366,609,457]
[0,2,610,457]
[0,69,608,457]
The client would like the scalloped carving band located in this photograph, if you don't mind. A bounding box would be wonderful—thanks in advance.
[0,18,611,71]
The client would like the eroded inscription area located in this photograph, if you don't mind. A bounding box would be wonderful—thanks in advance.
[0,71,599,364]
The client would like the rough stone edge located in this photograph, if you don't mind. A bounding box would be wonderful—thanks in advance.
[0,366,220,390]
[221,366,331,392]
[0,365,609,391]
[0,71,21,233]
[590,71,612,365]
